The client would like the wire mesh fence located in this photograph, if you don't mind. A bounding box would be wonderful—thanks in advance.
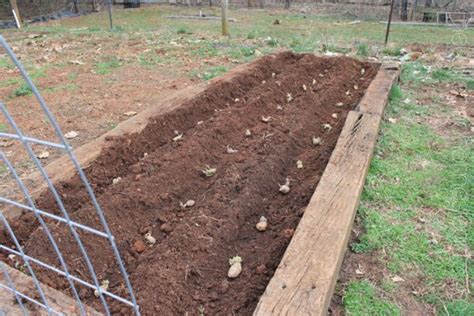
[0,34,139,315]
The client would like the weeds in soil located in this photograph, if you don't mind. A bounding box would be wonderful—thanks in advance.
[345,64,474,313]
[0,123,7,132]
[12,83,33,97]
[177,26,190,34]
[0,78,20,88]
[193,66,228,81]
[356,43,370,57]
[401,62,472,88]
[0,57,13,69]
[382,46,402,57]
[266,38,278,47]
[95,57,121,75]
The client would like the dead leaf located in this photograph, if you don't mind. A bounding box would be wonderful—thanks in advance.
[64,131,79,139]
[449,90,467,98]
[69,60,85,65]
[124,111,137,117]
[0,140,14,148]
[391,275,405,283]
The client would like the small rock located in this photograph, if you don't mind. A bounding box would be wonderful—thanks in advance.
[209,291,219,301]
[332,113,338,119]
[391,275,405,283]
[336,102,344,107]
[160,223,173,233]
[133,240,146,253]
[388,117,398,124]
[245,129,252,137]
[256,264,267,274]
[220,280,230,293]
[112,177,121,185]
[283,228,294,238]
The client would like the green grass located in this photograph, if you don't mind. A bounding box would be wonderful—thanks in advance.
[346,64,473,313]
[356,42,370,57]
[0,164,7,176]
[0,57,13,69]
[467,80,474,90]
[382,46,402,56]
[343,280,400,315]
[12,84,33,97]
[177,26,190,34]
[0,123,7,132]
[0,78,20,88]
[266,38,278,47]
[194,65,228,81]
[95,57,121,75]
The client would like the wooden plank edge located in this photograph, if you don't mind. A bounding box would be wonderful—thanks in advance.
[357,62,400,116]
[253,64,400,315]
[0,264,103,315]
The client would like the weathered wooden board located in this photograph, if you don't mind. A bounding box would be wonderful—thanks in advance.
[254,64,400,316]
[357,63,400,116]
[0,264,102,315]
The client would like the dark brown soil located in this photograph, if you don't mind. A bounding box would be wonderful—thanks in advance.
[1,52,378,315]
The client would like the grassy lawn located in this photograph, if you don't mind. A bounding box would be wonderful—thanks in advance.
[340,64,473,315]
[0,5,472,314]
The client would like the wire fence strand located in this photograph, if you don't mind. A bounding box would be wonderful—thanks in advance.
[0,34,140,315]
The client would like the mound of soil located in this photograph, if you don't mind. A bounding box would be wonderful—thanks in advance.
[1,52,378,315]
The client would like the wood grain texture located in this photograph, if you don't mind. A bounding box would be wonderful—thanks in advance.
[0,264,102,315]
[357,63,400,116]
[254,64,400,316]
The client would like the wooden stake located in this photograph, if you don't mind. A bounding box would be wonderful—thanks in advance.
[9,0,21,27]
[221,0,229,36]
[385,0,395,46]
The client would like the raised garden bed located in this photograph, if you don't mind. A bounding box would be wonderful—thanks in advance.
[0,52,399,315]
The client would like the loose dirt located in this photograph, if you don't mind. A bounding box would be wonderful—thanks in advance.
[1,52,378,315]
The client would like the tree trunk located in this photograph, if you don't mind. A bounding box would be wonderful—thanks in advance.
[284,0,291,10]
[401,0,408,21]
